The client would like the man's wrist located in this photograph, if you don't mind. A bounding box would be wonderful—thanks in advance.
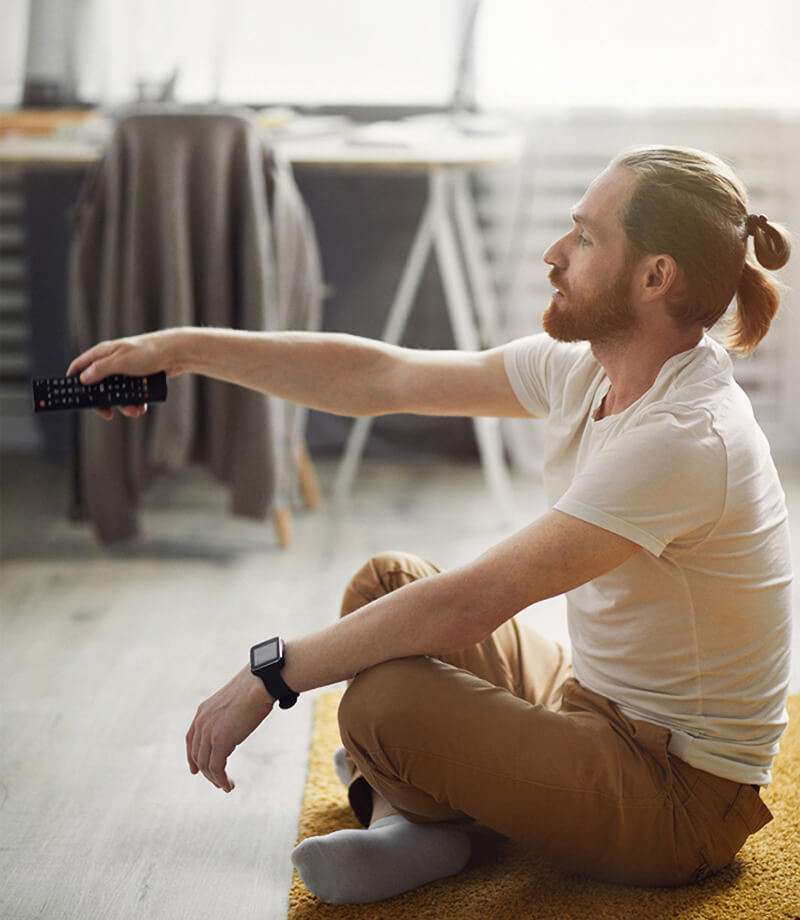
[164,327,196,378]
[246,665,277,709]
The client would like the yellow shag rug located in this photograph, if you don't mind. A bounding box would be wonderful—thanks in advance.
[288,691,800,920]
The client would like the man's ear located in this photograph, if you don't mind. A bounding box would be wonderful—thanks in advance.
[643,254,680,301]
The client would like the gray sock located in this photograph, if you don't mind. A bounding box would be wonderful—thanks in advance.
[291,813,471,905]
[332,745,352,786]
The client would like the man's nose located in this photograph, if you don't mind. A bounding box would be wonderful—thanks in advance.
[543,239,563,268]
[543,228,572,267]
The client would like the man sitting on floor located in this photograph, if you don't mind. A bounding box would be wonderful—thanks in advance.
[67,144,793,904]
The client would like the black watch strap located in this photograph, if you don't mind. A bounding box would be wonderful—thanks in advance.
[258,667,299,710]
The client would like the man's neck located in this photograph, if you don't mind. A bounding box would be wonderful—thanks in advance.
[590,327,704,417]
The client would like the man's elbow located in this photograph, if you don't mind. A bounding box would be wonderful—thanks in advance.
[442,561,538,652]
[431,574,508,655]
[430,624,487,656]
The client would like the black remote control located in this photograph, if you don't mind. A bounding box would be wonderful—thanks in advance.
[31,371,168,413]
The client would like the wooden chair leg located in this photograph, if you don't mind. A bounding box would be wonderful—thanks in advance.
[271,442,318,547]
[297,441,321,510]
[273,505,292,548]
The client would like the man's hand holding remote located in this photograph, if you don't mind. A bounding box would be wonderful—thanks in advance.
[65,329,184,421]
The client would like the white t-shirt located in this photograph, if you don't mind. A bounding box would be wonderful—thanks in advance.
[503,330,794,786]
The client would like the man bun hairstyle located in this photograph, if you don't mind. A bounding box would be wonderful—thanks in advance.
[610,145,792,358]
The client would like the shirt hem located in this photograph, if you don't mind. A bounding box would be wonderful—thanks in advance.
[553,497,667,557]
[503,341,546,417]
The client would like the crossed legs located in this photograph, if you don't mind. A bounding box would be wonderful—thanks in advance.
[336,550,573,829]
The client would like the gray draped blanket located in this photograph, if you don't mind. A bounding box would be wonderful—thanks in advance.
[68,109,325,544]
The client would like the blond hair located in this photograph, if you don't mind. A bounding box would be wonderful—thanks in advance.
[610,145,792,357]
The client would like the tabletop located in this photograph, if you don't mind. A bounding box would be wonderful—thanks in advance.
[0,129,524,171]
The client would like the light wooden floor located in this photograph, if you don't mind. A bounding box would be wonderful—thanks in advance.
[2,450,798,920]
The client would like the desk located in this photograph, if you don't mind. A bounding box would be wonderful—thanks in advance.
[278,134,522,519]
[0,136,101,165]
[1,129,522,519]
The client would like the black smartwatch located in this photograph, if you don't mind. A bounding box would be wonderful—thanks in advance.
[250,636,299,709]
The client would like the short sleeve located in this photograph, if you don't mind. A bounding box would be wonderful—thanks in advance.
[502,333,570,418]
[553,407,727,557]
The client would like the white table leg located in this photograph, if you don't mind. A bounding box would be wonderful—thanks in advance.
[451,170,503,348]
[430,169,515,522]
[332,191,437,505]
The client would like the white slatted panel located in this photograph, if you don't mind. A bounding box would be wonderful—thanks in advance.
[474,109,800,464]
[0,164,40,452]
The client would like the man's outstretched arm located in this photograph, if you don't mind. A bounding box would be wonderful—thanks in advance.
[67,327,533,421]
[177,328,532,419]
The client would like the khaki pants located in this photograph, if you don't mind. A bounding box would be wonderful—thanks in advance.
[337,552,774,888]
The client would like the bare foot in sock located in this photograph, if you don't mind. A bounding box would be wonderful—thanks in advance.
[290,814,472,905]
[332,745,352,786]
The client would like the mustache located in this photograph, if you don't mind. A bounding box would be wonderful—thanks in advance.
[548,273,566,291]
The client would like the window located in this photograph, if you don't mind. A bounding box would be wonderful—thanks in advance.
[76,0,461,106]
[474,0,800,110]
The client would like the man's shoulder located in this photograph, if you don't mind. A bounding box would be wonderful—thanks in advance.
[621,401,728,475]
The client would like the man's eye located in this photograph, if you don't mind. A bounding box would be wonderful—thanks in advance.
[578,233,590,246]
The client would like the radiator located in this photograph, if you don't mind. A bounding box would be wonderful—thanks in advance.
[0,164,38,452]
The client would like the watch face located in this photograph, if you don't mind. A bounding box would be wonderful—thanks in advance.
[252,638,280,669]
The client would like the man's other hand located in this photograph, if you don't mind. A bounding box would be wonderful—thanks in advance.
[185,664,274,793]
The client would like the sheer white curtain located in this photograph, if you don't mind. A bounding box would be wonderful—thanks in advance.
[474,0,800,111]
[1,0,31,105]
[75,0,460,106]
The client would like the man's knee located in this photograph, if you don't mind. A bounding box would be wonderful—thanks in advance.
[358,551,431,585]
[341,552,436,616]
[338,656,431,740]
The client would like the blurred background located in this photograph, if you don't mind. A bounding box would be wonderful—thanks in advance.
[2,0,799,469]
[1,3,798,919]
